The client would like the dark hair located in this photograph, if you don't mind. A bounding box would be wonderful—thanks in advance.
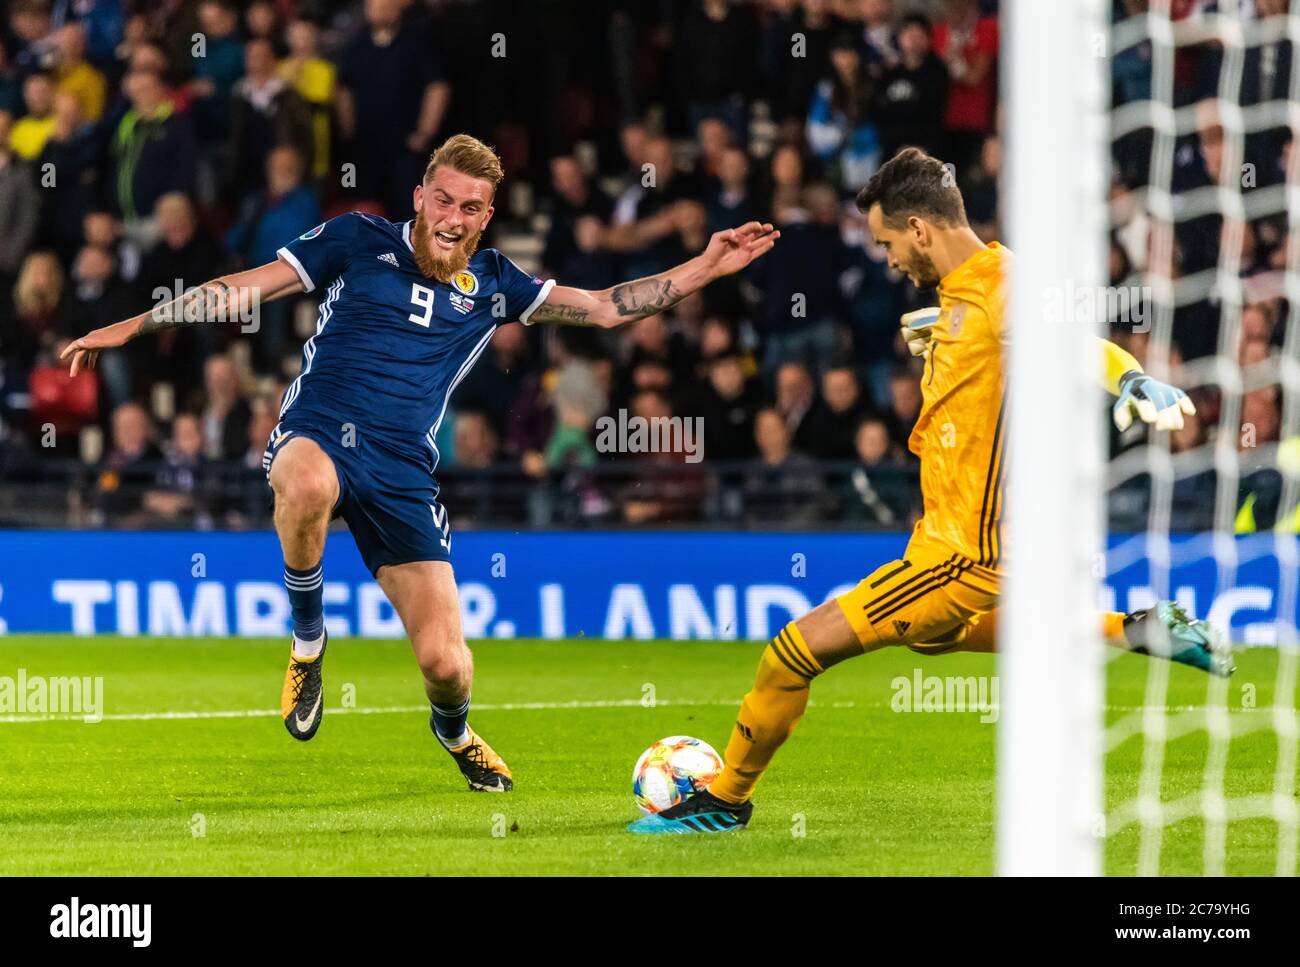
[856,147,968,229]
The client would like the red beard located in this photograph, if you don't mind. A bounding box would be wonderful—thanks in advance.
[412,209,482,283]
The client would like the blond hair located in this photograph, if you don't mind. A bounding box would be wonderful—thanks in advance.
[15,250,63,317]
[424,134,504,195]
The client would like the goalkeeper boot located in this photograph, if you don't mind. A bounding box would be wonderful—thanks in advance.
[1123,600,1234,677]
[440,724,513,792]
[627,789,752,834]
[281,631,327,741]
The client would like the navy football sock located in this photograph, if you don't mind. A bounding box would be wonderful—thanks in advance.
[284,562,324,646]
[431,695,471,747]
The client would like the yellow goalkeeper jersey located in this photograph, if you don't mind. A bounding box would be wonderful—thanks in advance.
[909,241,1010,572]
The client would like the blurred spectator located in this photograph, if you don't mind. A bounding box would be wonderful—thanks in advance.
[8,1,55,76]
[874,13,948,161]
[52,22,106,123]
[455,322,533,446]
[37,91,97,260]
[111,70,197,224]
[768,141,805,216]
[143,411,211,523]
[0,43,20,116]
[932,0,999,172]
[762,0,843,133]
[616,313,697,412]
[620,389,705,524]
[842,415,914,524]
[706,146,761,236]
[96,401,161,519]
[231,38,312,195]
[860,0,900,72]
[61,0,126,67]
[744,406,825,524]
[189,0,244,144]
[69,243,136,407]
[138,192,225,385]
[1,250,73,371]
[83,209,141,282]
[856,414,904,464]
[0,110,40,277]
[750,182,850,374]
[200,353,250,461]
[228,397,278,525]
[337,0,449,216]
[226,145,320,270]
[11,71,55,161]
[453,410,502,469]
[773,360,826,456]
[959,134,1000,241]
[807,31,881,194]
[606,136,706,279]
[244,1,280,48]
[542,154,614,284]
[124,40,175,100]
[688,348,761,462]
[1242,387,1281,449]
[696,116,734,182]
[675,0,757,140]
[543,361,605,470]
[886,365,923,448]
[279,18,337,184]
[841,210,906,406]
[808,364,872,458]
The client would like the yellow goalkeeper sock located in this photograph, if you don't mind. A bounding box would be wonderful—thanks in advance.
[709,622,823,805]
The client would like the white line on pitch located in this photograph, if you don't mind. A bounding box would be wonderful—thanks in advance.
[0,697,861,724]
[0,698,1266,725]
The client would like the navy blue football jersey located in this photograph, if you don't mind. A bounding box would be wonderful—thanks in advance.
[275,212,554,469]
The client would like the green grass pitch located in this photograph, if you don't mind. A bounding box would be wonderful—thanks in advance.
[0,635,1293,875]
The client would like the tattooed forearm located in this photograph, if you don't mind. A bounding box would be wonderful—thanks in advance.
[138,280,237,335]
[533,302,592,325]
[610,277,681,319]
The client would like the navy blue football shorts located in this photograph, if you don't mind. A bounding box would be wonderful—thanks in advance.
[264,418,451,576]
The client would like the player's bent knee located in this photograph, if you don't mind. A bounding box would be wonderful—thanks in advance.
[270,439,338,511]
[273,466,337,516]
[414,639,470,686]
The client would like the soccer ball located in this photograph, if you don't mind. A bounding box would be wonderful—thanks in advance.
[632,735,723,815]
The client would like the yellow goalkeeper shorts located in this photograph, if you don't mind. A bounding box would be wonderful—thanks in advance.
[835,540,1001,650]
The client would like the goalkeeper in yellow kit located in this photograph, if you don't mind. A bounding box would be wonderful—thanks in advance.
[629,147,1234,835]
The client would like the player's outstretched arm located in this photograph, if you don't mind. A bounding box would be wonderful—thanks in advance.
[60,259,306,376]
[528,221,779,329]
[1100,336,1196,432]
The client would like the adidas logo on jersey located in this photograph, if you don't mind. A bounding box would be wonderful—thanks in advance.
[377,252,399,267]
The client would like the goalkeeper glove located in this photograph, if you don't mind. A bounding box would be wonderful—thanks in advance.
[900,307,940,357]
[1113,370,1196,432]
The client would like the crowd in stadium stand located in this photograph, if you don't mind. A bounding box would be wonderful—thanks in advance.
[0,0,1285,531]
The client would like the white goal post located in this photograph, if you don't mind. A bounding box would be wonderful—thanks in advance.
[998,0,1109,876]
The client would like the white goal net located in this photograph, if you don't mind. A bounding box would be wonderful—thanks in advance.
[1101,0,1299,877]
[1002,0,1299,876]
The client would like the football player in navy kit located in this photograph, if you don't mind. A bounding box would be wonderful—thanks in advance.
[62,134,779,792]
